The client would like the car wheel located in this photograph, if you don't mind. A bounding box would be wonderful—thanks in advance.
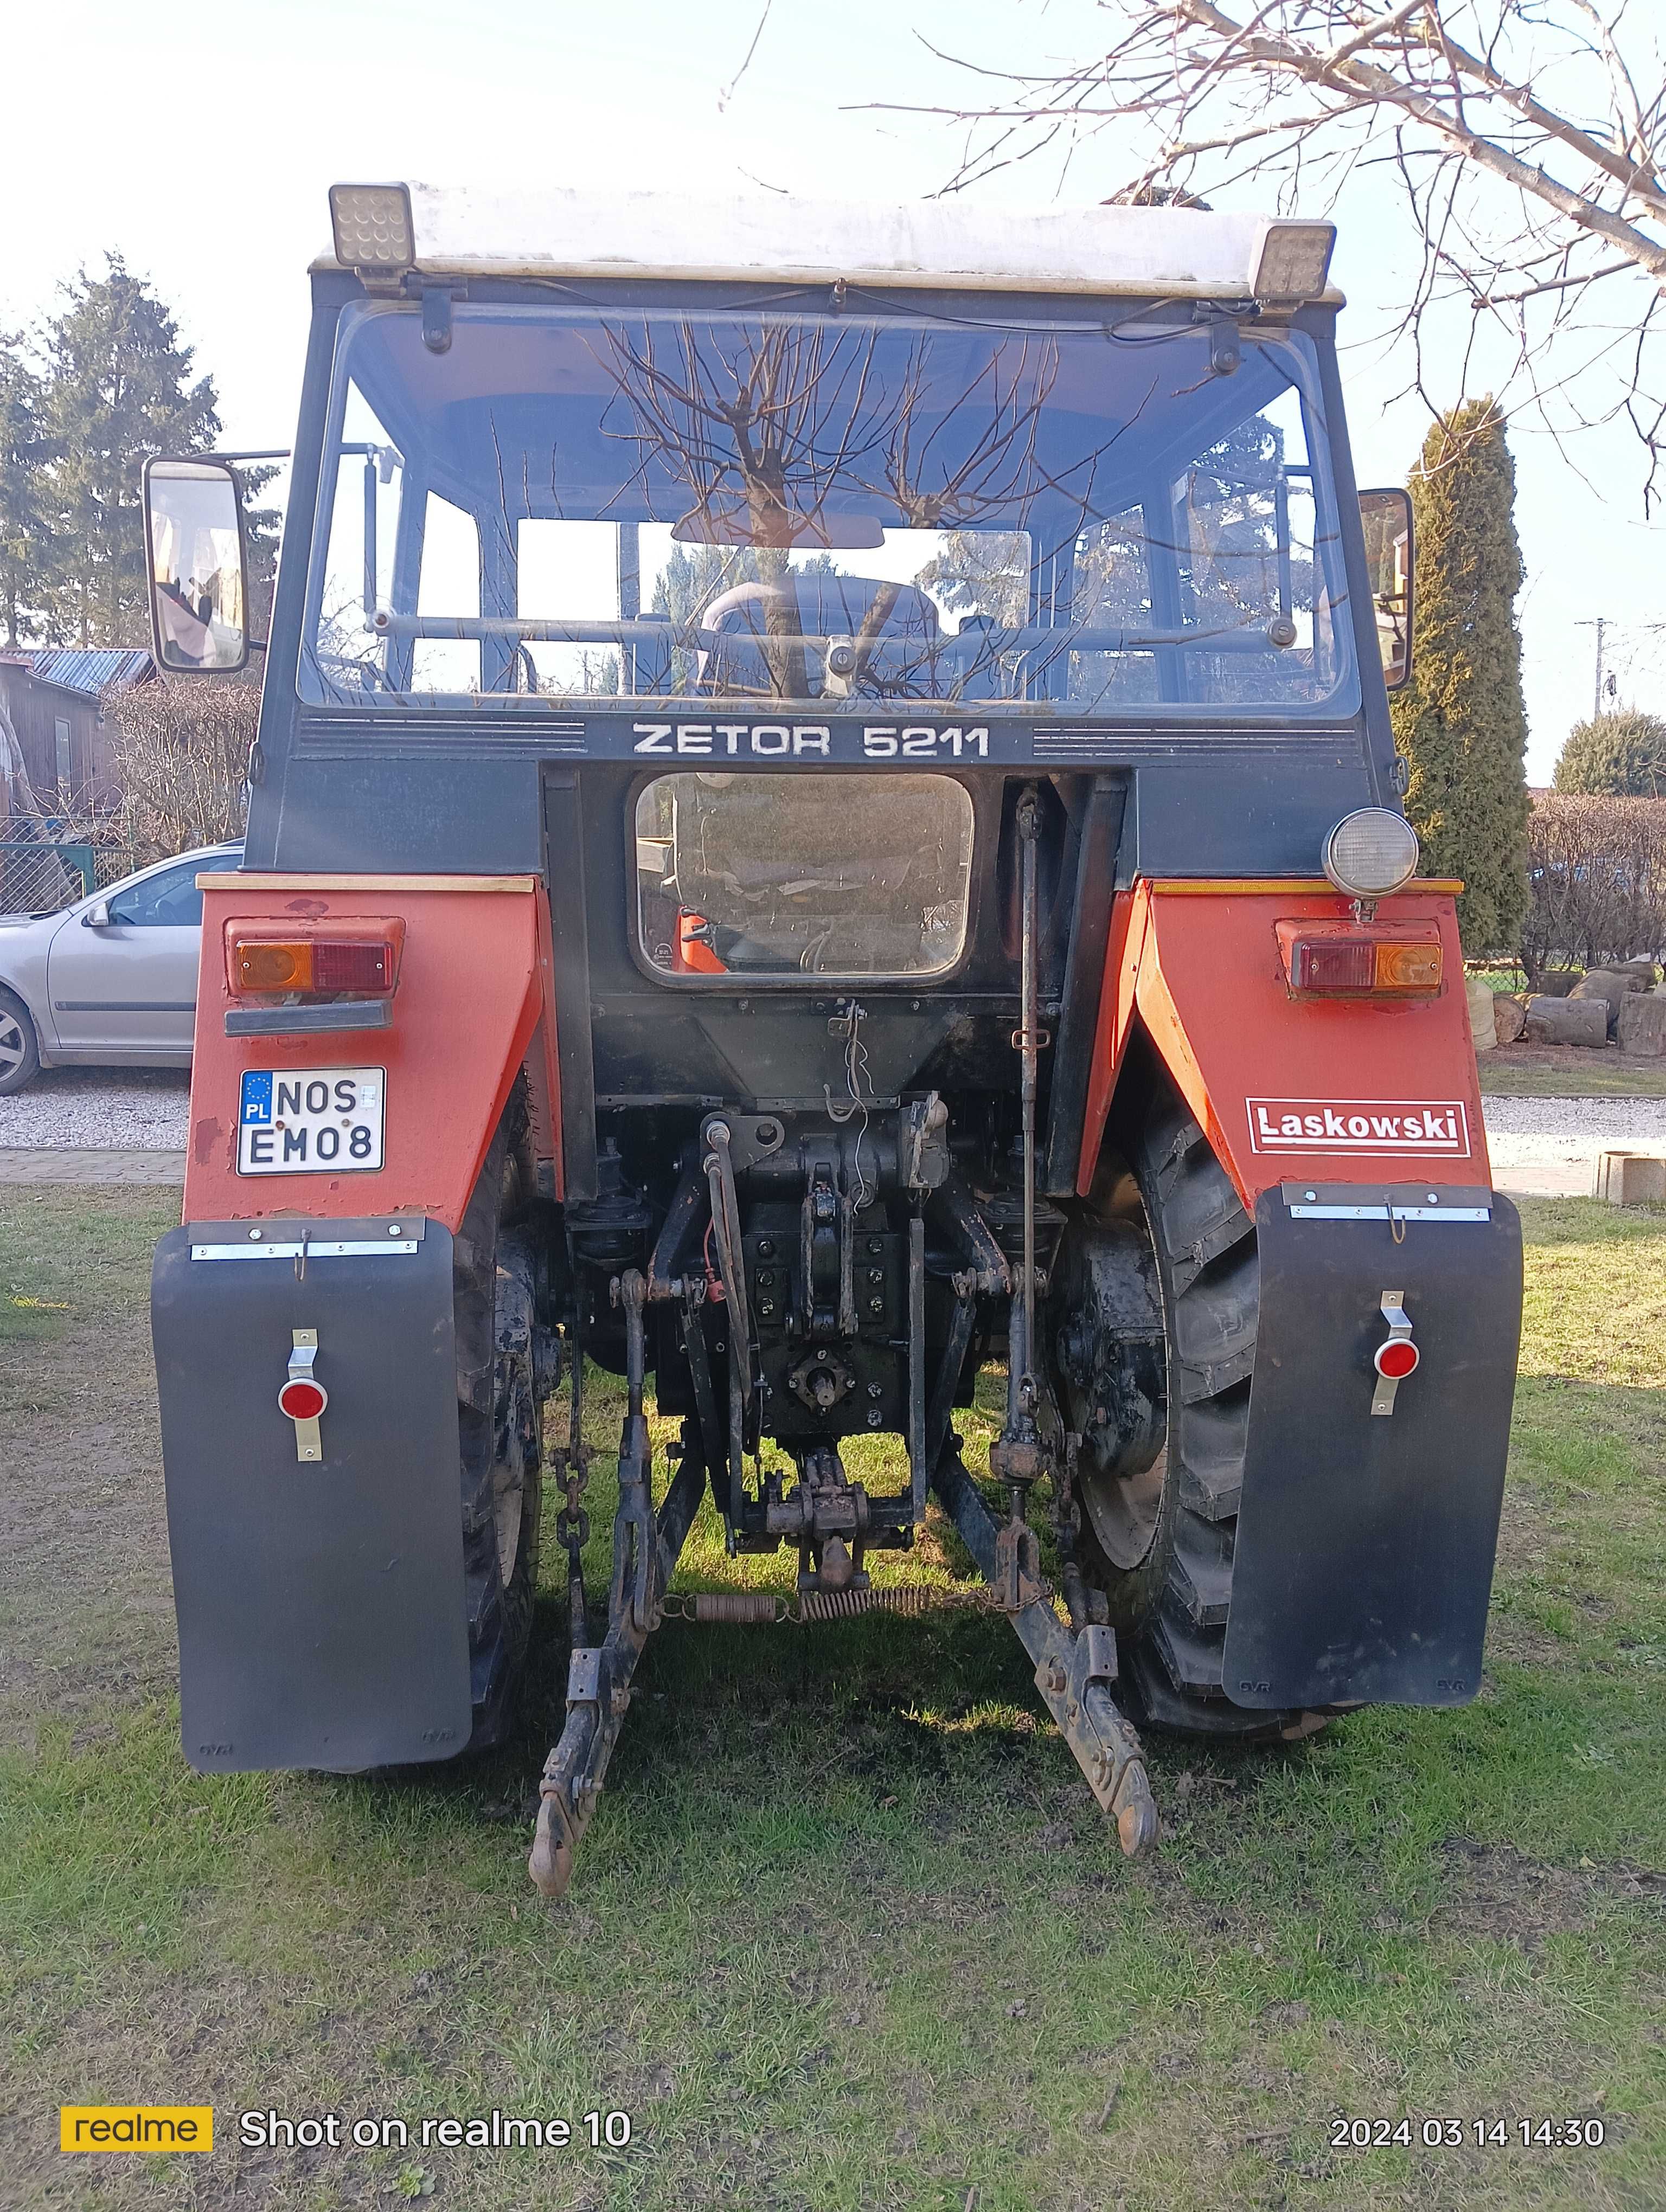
[0,989,40,1095]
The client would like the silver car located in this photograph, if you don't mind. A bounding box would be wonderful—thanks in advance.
[0,843,243,1094]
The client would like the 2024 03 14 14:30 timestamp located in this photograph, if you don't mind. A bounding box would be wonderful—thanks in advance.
[1330,2117,1608,2151]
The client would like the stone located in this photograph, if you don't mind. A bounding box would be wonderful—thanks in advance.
[1569,968,1647,1037]
[1592,1150,1666,1205]
[1492,992,1527,1046]
[1465,975,1498,1053]
[1618,992,1666,1057]
[1523,995,1609,1047]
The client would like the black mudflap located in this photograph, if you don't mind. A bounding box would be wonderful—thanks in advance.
[152,1217,472,1772]
[1222,1189,1522,1710]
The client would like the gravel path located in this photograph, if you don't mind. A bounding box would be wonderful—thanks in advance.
[0,1069,190,1150]
[1482,1095,1666,1192]
[3,1072,1664,1197]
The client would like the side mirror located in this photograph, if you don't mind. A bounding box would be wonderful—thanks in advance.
[1358,487,1413,691]
[143,457,251,673]
[81,900,112,929]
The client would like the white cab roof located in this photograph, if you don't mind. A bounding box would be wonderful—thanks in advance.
[315,183,1341,303]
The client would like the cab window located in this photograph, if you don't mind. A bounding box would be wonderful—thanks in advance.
[636,773,973,980]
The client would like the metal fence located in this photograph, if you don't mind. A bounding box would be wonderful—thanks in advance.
[0,840,142,915]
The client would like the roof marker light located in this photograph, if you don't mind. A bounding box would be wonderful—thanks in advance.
[329,184,416,274]
[1253,222,1337,303]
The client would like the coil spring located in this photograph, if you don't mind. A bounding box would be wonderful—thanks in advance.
[797,1586,933,1623]
[674,1585,941,1626]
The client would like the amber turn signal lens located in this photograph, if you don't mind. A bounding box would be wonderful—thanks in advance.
[1373,941,1443,989]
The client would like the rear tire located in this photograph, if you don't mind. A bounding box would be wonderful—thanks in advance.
[1065,1075,1322,1741]
[456,1096,543,1751]
[0,989,40,1095]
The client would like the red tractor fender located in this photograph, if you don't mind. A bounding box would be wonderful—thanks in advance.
[1079,877,1488,1203]
[184,873,561,1230]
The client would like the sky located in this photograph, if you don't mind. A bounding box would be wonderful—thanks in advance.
[3,0,1662,779]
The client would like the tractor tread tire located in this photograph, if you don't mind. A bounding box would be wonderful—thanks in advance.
[1122,1086,1315,1743]
[455,1091,542,1753]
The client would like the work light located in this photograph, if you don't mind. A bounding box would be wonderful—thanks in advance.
[1252,222,1337,303]
[1322,808,1420,899]
[329,184,416,274]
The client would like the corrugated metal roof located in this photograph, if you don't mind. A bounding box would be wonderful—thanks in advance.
[28,648,153,697]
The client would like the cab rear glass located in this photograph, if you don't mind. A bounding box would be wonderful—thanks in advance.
[635,772,974,980]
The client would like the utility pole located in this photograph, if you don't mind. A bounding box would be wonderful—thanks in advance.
[1575,616,1606,720]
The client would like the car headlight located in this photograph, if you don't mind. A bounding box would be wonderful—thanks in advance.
[1322,809,1420,898]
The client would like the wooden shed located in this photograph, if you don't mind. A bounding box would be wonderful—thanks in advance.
[0,647,154,822]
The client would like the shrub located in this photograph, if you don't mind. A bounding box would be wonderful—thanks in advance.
[103,677,257,860]
[1553,710,1666,796]
[1520,794,1666,984]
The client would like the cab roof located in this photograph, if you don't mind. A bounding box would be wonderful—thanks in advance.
[312,183,1342,305]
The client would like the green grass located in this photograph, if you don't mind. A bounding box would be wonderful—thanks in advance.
[1,1192,1662,2209]
[1478,1055,1666,1098]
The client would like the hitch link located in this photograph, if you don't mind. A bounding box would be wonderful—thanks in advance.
[529,1267,707,1899]
[933,1450,1159,1857]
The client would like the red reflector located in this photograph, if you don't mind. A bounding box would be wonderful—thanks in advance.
[311,940,393,992]
[278,1378,328,1421]
[1374,1339,1419,1380]
[1291,938,1376,991]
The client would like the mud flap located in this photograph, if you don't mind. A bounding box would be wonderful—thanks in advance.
[152,1217,471,1772]
[1222,1189,1522,1709]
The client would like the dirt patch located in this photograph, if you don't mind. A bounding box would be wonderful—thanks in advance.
[1434,1836,1665,1949]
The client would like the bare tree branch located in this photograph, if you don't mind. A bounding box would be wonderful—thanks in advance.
[857,1,1666,497]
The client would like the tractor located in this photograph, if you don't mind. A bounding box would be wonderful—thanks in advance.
[146,183,1521,1893]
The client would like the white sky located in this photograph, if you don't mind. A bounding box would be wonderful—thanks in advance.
[3,0,1662,777]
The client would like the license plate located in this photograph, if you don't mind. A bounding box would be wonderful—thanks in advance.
[238,1066,385,1175]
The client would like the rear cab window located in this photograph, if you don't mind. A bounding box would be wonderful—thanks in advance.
[635,773,974,979]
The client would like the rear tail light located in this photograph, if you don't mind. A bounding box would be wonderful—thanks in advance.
[1374,1338,1419,1380]
[227,919,404,999]
[277,1377,328,1420]
[1290,938,1376,992]
[1279,924,1442,996]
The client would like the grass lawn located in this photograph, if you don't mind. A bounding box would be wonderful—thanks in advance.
[1,1186,1663,2210]
[1479,1048,1666,1099]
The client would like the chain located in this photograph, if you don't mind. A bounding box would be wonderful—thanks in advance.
[552,1442,593,1564]
[552,1313,592,1636]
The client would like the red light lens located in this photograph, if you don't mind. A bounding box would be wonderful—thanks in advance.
[311,940,393,992]
[278,1379,327,1421]
[1291,938,1377,991]
[1375,1339,1419,1380]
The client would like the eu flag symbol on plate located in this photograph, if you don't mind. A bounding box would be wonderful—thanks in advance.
[240,1070,274,1126]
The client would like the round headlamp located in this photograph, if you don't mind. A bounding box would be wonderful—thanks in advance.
[1322,808,1420,899]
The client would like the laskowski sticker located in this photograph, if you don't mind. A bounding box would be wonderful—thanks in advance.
[1246,1097,1470,1155]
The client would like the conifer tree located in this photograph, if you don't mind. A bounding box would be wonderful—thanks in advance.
[1389,399,1530,955]
[0,334,54,647]
[1553,709,1666,796]
[40,256,220,646]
